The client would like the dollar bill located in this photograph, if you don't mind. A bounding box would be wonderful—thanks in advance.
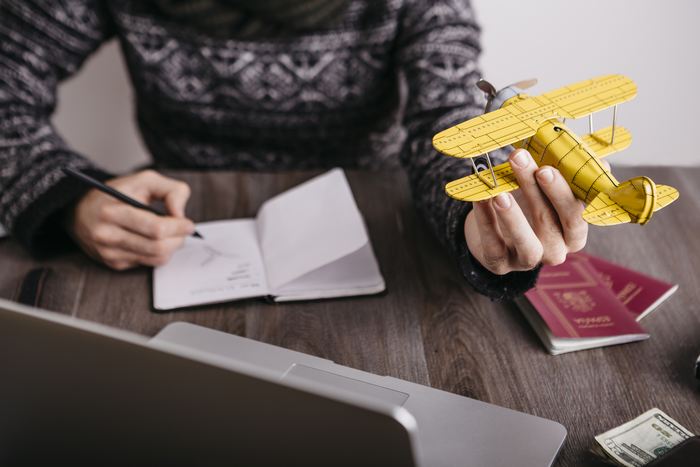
[593,408,694,466]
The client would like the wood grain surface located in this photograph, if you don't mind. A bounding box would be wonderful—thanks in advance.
[0,166,698,466]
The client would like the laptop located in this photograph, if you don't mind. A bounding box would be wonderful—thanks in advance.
[0,298,566,466]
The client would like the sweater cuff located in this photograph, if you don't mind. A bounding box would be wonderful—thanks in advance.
[13,168,113,258]
[447,201,541,301]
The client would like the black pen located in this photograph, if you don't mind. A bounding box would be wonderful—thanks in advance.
[62,167,203,239]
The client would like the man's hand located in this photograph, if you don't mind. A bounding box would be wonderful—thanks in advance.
[464,149,589,275]
[68,170,195,270]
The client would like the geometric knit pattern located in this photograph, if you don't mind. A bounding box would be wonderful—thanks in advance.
[0,0,538,300]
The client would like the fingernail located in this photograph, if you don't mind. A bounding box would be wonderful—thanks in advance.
[494,193,512,210]
[510,150,530,168]
[537,167,555,184]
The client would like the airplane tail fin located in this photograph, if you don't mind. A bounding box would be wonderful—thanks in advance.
[582,177,679,226]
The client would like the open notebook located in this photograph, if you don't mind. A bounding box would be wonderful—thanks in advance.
[153,169,385,311]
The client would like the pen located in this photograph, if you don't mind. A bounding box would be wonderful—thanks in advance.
[62,167,203,239]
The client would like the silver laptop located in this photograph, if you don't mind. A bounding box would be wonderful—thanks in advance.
[0,298,566,466]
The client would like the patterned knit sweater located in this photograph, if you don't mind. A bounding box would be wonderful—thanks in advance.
[0,0,538,300]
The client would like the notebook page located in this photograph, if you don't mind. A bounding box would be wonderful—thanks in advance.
[153,219,269,310]
[274,243,384,298]
[255,169,368,292]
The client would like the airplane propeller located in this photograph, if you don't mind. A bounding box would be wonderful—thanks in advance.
[476,79,497,98]
[476,77,538,96]
[508,78,538,91]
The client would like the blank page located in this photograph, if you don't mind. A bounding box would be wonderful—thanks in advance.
[274,243,385,300]
[256,169,368,291]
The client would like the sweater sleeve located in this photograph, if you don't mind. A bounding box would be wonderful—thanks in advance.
[0,0,115,257]
[395,0,539,300]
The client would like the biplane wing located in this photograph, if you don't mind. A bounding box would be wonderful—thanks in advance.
[542,74,637,120]
[432,107,541,159]
[433,75,637,160]
[445,161,519,202]
[581,125,632,158]
[445,124,633,202]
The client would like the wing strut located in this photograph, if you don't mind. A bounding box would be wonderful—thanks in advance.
[470,153,499,189]
[611,105,618,144]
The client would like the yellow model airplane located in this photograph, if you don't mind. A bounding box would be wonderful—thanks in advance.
[432,75,679,226]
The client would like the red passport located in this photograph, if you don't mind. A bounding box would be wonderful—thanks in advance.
[516,253,677,354]
[572,252,678,320]
[524,259,645,339]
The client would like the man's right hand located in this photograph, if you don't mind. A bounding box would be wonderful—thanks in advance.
[67,170,195,270]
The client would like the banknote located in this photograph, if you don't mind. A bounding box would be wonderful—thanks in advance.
[593,408,694,466]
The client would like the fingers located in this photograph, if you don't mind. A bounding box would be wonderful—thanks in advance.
[102,203,194,240]
[91,223,186,261]
[509,149,573,265]
[491,193,544,271]
[535,167,588,253]
[465,150,592,274]
[471,200,509,274]
[467,194,544,275]
[98,247,175,271]
[69,170,196,271]
[109,170,192,218]
[509,149,563,239]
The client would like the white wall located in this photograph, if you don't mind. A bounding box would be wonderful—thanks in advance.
[53,0,700,172]
[473,0,700,166]
[54,41,150,173]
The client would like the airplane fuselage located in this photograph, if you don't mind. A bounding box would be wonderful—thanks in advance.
[513,119,619,204]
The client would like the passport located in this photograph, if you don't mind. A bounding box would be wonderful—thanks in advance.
[523,258,646,339]
[572,252,678,320]
[513,252,680,354]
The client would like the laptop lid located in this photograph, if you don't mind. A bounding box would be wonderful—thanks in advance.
[0,298,419,466]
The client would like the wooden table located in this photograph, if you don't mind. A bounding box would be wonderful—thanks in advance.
[1,167,698,466]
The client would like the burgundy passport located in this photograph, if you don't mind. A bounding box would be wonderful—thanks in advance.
[572,252,678,320]
[524,258,645,339]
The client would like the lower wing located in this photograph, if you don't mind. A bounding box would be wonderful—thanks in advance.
[581,126,631,158]
[444,125,633,203]
[445,161,519,202]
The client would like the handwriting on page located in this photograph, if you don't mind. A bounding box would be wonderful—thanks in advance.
[153,219,269,309]
[188,244,265,297]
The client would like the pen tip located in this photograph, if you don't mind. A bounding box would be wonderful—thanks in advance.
[192,231,204,239]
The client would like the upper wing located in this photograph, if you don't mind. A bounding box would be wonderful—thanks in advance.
[445,161,520,202]
[432,107,543,159]
[542,74,637,119]
[433,75,637,160]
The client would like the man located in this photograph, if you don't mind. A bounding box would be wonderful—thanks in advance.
[0,0,587,300]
